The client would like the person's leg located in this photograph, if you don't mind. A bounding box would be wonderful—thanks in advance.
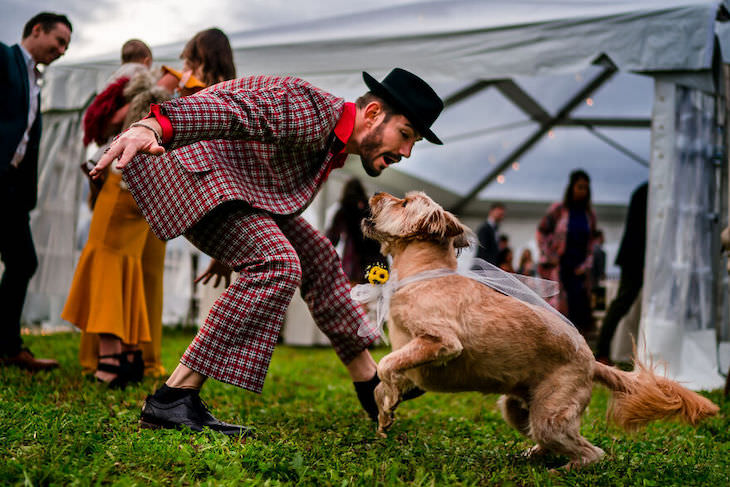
[560,268,593,336]
[0,206,56,370]
[180,204,301,392]
[140,230,166,377]
[96,333,123,384]
[595,270,643,360]
[277,216,377,374]
[0,209,37,356]
[140,204,298,436]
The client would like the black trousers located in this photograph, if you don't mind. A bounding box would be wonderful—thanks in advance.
[595,268,643,358]
[560,267,594,336]
[0,169,38,356]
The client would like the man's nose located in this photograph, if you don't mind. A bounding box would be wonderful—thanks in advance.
[400,141,414,158]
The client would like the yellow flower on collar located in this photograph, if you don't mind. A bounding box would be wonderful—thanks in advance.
[366,264,389,285]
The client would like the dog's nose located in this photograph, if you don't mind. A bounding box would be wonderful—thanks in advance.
[373,192,382,197]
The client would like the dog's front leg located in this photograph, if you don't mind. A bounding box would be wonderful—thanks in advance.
[375,334,463,437]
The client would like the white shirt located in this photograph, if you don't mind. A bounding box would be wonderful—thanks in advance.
[10,44,42,168]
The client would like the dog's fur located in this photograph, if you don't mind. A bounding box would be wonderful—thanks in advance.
[362,191,719,469]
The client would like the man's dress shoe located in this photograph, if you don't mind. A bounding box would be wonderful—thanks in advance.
[0,348,59,371]
[140,392,254,437]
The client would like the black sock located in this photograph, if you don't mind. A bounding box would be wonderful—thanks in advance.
[152,384,196,403]
[353,373,380,421]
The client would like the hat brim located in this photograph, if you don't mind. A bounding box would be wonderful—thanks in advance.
[363,71,443,145]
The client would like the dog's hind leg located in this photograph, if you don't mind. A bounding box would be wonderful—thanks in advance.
[498,395,530,436]
[375,333,463,437]
[528,372,604,469]
[498,395,549,458]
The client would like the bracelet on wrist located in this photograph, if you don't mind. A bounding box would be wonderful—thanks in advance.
[130,122,163,146]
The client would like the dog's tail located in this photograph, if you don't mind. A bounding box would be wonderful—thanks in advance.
[592,358,719,431]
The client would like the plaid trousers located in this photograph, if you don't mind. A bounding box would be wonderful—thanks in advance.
[182,203,377,392]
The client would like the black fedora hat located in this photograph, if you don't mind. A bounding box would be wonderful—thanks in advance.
[362,68,444,145]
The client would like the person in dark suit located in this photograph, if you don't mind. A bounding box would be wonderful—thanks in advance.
[474,202,505,265]
[0,12,72,371]
[595,181,648,364]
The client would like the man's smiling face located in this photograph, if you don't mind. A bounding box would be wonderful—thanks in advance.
[359,112,421,177]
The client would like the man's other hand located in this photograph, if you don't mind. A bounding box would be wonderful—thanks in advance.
[195,259,233,289]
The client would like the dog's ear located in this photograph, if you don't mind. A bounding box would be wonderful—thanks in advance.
[443,211,474,249]
[420,209,470,243]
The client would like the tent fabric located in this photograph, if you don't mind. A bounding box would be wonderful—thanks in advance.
[641,81,726,390]
[42,0,730,112]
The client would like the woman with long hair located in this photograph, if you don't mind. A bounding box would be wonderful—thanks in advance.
[536,169,597,336]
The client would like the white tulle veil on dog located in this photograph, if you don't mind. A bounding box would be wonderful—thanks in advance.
[351,258,583,349]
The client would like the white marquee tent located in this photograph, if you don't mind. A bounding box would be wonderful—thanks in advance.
[25,0,730,389]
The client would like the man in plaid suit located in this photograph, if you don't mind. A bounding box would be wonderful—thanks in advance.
[93,68,444,435]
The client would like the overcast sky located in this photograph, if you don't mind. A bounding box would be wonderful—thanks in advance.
[0,0,425,62]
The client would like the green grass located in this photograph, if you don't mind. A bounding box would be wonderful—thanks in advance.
[1,329,728,486]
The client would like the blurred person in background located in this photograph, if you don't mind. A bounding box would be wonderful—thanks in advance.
[326,178,386,285]
[0,12,72,371]
[595,182,647,364]
[537,169,597,337]
[497,246,515,273]
[474,202,505,266]
[517,248,536,277]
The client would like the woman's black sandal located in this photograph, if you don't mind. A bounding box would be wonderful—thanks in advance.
[96,353,132,389]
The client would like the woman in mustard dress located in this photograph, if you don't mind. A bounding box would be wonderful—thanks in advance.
[63,29,236,387]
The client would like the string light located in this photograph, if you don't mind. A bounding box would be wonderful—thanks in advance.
[497,174,506,184]
[586,98,594,106]
[512,162,520,171]
[548,130,555,139]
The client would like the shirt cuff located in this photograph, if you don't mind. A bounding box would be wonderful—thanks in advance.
[146,104,173,144]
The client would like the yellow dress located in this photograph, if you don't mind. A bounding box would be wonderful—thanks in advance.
[62,171,166,376]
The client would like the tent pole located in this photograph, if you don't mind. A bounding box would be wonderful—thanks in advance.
[715,63,730,397]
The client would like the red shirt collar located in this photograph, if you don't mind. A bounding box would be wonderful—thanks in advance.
[322,102,355,181]
[334,102,355,148]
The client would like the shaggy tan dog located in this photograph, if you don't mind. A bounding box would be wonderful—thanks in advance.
[362,191,719,469]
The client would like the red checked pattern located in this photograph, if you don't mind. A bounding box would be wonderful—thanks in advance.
[182,205,377,392]
[123,76,345,240]
[121,76,375,391]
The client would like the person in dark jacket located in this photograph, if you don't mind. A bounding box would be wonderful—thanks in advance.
[474,202,505,265]
[0,12,72,371]
[595,181,648,364]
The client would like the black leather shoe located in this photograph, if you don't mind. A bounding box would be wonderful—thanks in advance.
[353,373,426,421]
[139,392,254,437]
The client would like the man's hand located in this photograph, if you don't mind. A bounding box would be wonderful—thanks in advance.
[89,120,165,179]
[195,259,233,288]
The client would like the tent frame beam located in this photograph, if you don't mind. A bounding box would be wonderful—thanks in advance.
[449,64,618,214]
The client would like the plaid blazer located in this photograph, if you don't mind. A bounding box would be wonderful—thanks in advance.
[123,76,345,240]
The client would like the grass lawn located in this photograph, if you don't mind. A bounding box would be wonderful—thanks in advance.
[1,328,728,486]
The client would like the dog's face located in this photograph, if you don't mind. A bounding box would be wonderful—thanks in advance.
[362,191,472,252]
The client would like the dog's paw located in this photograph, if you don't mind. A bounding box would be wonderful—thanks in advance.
[377,408,395,433]
[523,444,548,458]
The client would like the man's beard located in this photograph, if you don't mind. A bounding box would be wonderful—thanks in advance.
[359,122,390,177]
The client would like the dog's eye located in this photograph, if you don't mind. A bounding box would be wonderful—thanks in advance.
[401,201,408,207]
